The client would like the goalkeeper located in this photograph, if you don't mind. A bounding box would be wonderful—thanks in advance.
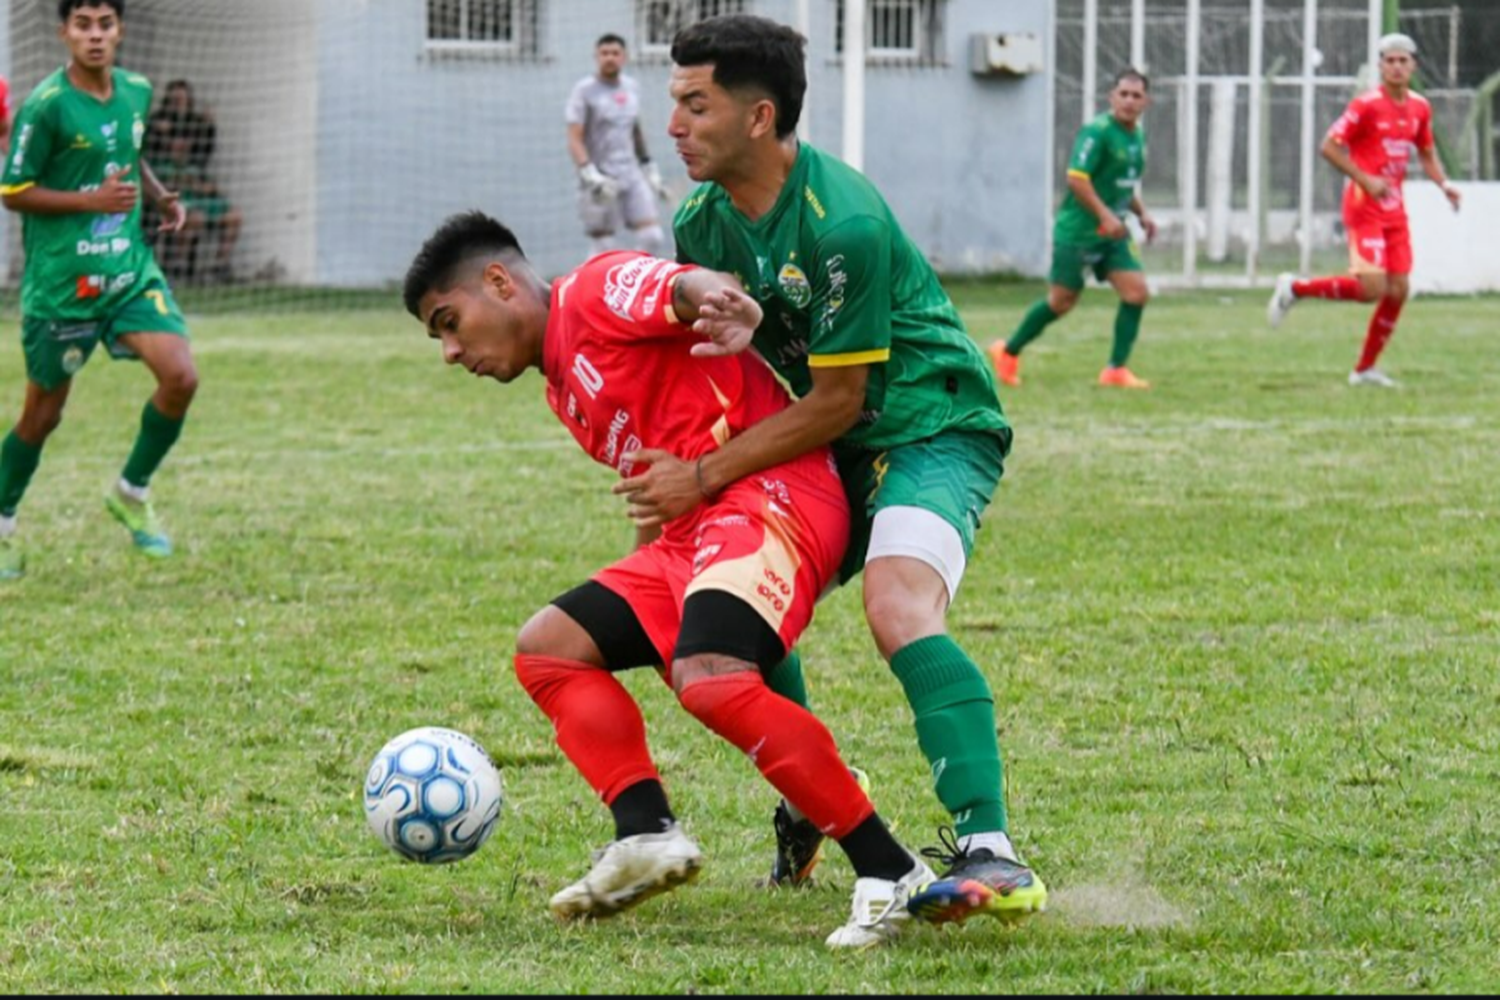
[565,33,671,258]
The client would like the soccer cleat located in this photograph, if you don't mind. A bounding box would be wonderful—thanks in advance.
[768,766,871,888]
[825,856,936,950]
[549,823,704,921]
[0,536,24,582]
[989,342,1022,387]
[105,490,173,559]
[1098,366,1151,390]
[1349,367,1400,388]
[906,827,1049,925]
[1267,272,1299,328]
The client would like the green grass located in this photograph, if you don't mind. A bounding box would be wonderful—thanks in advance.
[1,285,1497,993]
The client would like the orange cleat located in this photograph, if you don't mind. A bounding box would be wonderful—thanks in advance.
[989,343,1022,387]
[1098,366,1151,389]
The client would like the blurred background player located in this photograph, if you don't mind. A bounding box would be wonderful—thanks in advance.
[565,33,670,259]
[615,14,1049,926]
[0,0,199,581]
[1266,33,1462,388]
[990,69,1158,390]
[404,211,937,949]
[0,71,12,152]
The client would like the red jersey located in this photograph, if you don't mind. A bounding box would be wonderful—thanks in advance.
[1326,86,1433,225]
[541,252,842,542]
[0,76,10,127]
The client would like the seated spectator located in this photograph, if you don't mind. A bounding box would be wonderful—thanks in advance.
[146,79,216,168]
[154,135,242,283]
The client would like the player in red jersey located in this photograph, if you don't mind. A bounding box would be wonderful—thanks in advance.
[403,212,936,949]
[1267,33,1462,387]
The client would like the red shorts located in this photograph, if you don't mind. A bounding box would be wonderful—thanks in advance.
[593,465,849,672]
[1345,217,1412,276]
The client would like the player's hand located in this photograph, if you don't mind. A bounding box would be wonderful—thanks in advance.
[1096,212,1128,240]
[94,164,138,213]
[690,288,762,358]
[1360,176,1390,200]
[612,449,703,529]
[579,162,619,201]
[1138,212,1158,244]
[1442,182,1462,212]
[643,160,670,201]
[155,190,187,232]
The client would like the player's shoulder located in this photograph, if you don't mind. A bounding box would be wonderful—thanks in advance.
[19,69,68,112]
[1407,90,1433,113]
[799,145,890,228]
[674,181,728,229]
[116,69,152,92]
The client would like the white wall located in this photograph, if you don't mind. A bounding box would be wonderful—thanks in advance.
[1409,181,1500,295]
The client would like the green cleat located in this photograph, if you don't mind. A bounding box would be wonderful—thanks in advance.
[105,491,173,559]
[0,535,24,581]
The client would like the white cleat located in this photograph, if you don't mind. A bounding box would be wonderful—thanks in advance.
[1348,367,1400,388]
[825,857,936,950]
[1267,272,1298,328]
[549,824,703,921]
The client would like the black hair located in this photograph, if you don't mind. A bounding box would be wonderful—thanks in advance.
[403,211,525,319]
[597,33,627,49]
[1114,68,1150,91]
[671,14,806,140]
[59,0,123,22]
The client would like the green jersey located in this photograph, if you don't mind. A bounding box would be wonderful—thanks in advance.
[2,67,164,321]
[1056,113,1146,245]
[674,143,1007,452]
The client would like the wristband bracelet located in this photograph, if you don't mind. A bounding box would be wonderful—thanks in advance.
[695,457,718,499]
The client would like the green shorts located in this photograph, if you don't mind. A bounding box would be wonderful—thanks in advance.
[1050,237,1142,291]
[21,279,189,390]
[835,429,1012,583]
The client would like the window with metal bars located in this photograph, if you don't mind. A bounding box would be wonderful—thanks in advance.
[835,0,946,66]
[426,0,540,55]
[638,0,749,57]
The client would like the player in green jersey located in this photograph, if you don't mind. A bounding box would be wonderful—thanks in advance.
[610,14,1048,928]
[991,69,1159,390]
[0,0,198,581]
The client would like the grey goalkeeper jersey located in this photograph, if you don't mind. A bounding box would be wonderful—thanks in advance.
[564,73,644,180]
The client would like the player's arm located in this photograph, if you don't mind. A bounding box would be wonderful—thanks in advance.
[3,164,138,216]
[1128,192,1157,243]
[1414,113,1461,211]
[1067,172,1125,240]
[139,157,186,232]
[1320,134,1385,199]
[671,267,762,356]
[566,122,590,169]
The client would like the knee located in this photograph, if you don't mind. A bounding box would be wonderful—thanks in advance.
[1048,289,1079,315]
[1121,286,1150,307]
[18,405,64,442]
[161,364,200,406]
[515,606,563,658]
[863,586,943,661]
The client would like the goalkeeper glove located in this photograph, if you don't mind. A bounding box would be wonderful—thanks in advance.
[579,162,619,200]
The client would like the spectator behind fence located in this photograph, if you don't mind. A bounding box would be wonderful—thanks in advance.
[154,135,242,284]
[146,78,215,168]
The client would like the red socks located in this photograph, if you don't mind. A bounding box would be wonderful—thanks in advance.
[1357,297,1405,372]
[1293,276,1362,300]
[677,673,874,839]
[514,654,659,804]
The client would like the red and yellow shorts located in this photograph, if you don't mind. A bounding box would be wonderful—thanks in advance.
[593,467,849,671]
[1346,218,1413,276]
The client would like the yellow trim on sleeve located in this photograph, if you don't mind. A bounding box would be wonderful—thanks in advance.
[664,271,683,326]
[808,349,891,368]
[1067,169,1092,180]
[0,182,35,196]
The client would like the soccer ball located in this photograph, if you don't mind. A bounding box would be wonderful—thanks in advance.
[363,726,503,864]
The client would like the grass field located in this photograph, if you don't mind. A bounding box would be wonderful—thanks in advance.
[1,283,1496,993]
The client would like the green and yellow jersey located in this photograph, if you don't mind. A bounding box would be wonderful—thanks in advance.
[1056,113,1146,245]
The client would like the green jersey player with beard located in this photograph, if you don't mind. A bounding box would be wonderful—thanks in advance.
[0,0,199,581]
[609,14,1049,940]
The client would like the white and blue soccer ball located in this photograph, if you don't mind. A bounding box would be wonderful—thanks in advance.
[363,727,503,864]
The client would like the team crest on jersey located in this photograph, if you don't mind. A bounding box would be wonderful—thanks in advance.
[778,263,811,309]
[62,346,86,375]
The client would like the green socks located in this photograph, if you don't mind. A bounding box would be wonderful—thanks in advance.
[1006,300,1059,356]
[1110,302,1145,368]
[0,431,44,518]
[891,635,1008,836]
[765,650,811,709]
[122,402,186,490]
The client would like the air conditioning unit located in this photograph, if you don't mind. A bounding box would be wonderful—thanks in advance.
[971,32,1044,77]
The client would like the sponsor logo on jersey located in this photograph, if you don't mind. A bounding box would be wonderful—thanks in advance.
[62,345,86,375]
[71,133,92,150]
[91,213,127,238]
[691,543,724,577]
[76,237,132,256]
[132,116,146,150]
[76,275,104,300]
[603,408,632,467]
[778,263,811,309]
[109,272,138,293]
[803,185,827,221]
[603,257,668,321]
[101,122,119,152]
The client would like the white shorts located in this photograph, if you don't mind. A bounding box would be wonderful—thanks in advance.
[578,172,657,235]
[864,506,969,604]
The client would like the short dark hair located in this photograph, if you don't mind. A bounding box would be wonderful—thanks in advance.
[597,33,627,49]
[1114,68,1150,91]
[403,212,525,318]
[672,15,806,140]
[59,0,123,22]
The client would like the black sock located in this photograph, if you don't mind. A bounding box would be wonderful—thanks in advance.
[838,814,915,881]
[610,780,675,840]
